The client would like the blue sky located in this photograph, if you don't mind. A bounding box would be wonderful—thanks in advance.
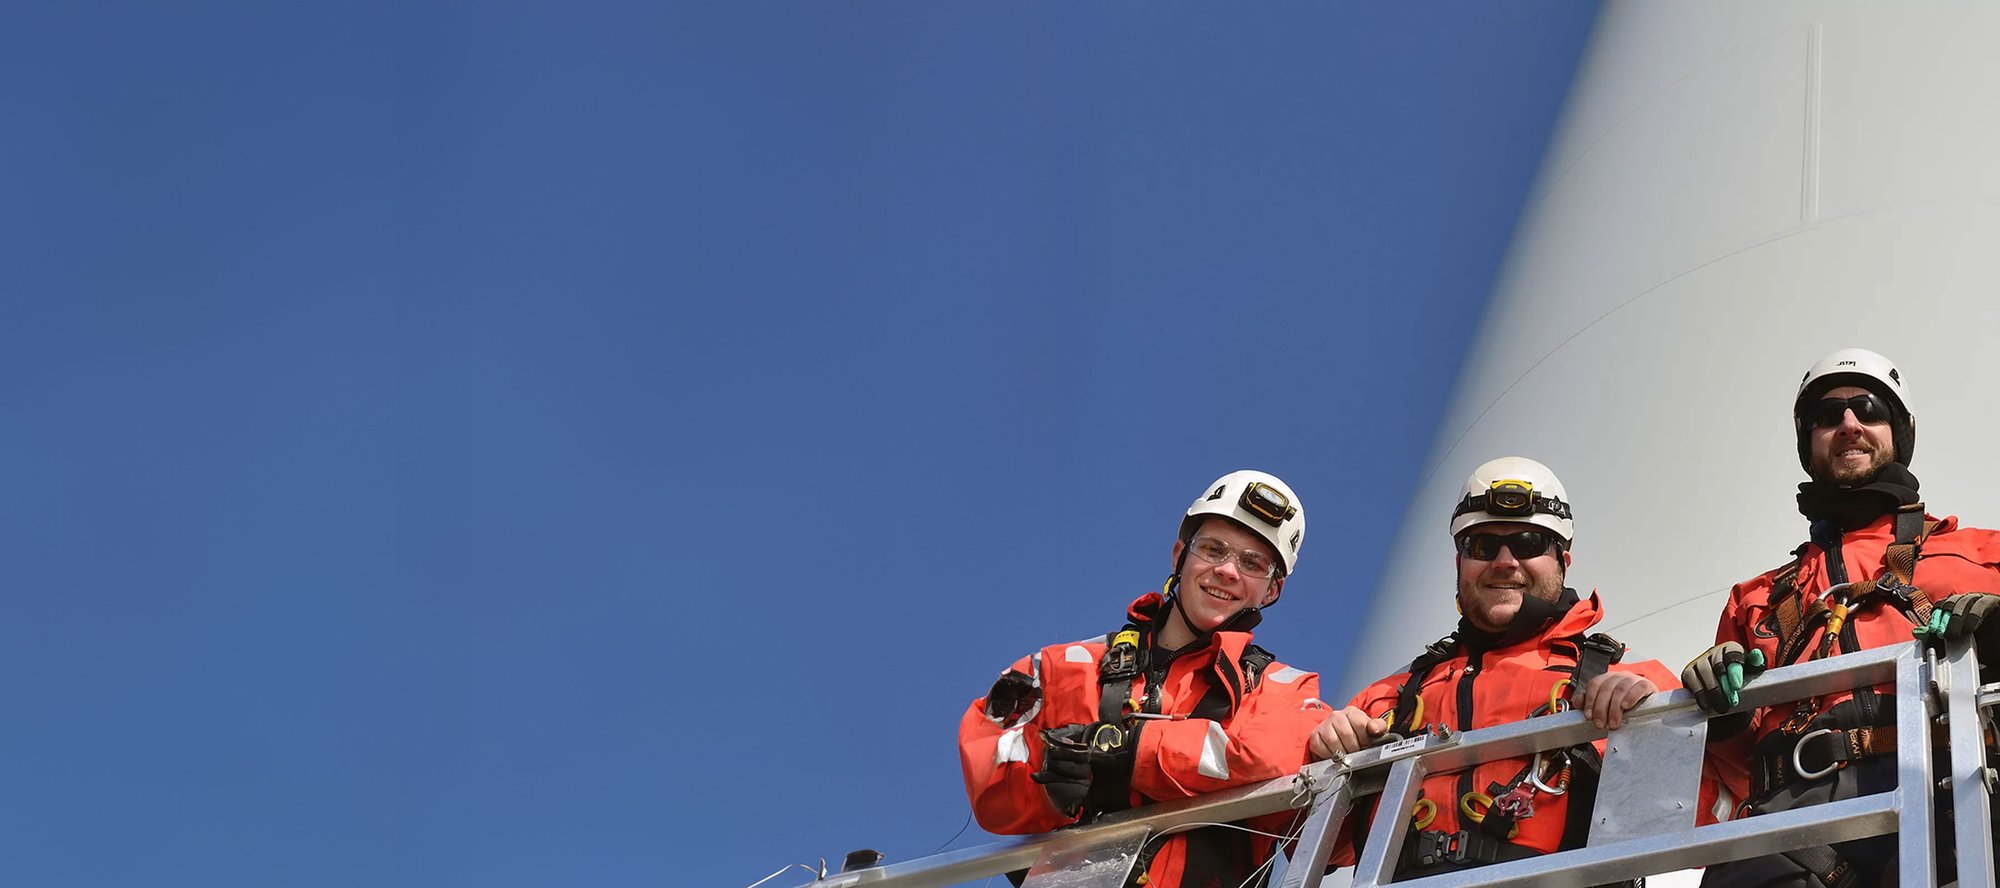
[1,4,1597,886]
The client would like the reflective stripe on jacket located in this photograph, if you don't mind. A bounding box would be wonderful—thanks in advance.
[958,592,1329,888]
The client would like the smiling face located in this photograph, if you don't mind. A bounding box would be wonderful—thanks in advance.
[1807,384,1897,485]
[1454,521,1569,633]
[1161,517,1283,649]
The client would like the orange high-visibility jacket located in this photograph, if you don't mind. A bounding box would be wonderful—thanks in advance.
[1331,592,1683,867]
[1709,511,2000,802]
[958,592,1330,888]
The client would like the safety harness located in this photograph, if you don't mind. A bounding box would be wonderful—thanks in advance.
[1379,629,1627,873]
[1095,620,1275,729]
[1742,503,1940,888]
[1755,503,1939,792]
[1092,618,1277,888]
[1768,504,1937,670]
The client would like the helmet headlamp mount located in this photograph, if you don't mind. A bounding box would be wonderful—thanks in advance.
[1485,480,1534,516]
[1239,482,1296,528]
[1453,478,1572,524]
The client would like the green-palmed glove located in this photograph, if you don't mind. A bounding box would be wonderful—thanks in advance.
[1683,642,1766,714]
[1918,594,2000,651]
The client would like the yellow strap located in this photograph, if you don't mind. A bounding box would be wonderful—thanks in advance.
[1411,798,1436,830]
[1460,791,1493,821]
[1547,679,1572,714]
[1457,792,1519,838]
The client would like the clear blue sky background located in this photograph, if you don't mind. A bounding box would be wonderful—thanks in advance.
[1,4,1597,886]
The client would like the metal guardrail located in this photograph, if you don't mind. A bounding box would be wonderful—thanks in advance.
[797,640,1996,888]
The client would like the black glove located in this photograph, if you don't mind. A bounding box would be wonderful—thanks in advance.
[1925,594,2000,648]
[1033,721,1140,818]
[1682,642,1765,715]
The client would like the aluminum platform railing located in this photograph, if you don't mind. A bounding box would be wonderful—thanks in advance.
[795,640,1997,888]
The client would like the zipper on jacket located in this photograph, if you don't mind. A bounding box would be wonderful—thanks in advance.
[1141,649,1177,714]
[1812,520,1849,587]
[1454,649,1483,827]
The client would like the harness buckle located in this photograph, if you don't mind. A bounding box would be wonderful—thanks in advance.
[1412,830,1471,866]
[1579,633,1626,662]
[1792,727,1844,781]
[1878,581,1920,607]
[1098,630,1143,682]
[1780,705,1818,735]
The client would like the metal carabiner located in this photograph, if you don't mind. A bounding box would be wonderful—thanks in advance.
[1792,727,1843,781]
[1527,750,1570,796]
[1545,678,1572,715]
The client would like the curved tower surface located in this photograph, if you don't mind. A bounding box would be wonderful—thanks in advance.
[1341,0,2000,694]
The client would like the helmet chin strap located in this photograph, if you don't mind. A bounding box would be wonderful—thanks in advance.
[1162,571,1266,646]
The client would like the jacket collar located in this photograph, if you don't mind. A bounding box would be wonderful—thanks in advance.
[1124,591,1256,662]
[1458,589,1604,655]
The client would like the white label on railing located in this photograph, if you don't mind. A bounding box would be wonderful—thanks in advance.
[1380,735,1427,757]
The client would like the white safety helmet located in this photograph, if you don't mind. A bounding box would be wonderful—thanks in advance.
[1178,470,1305,576]
[1793,347,1916,470]
[1449,456,1574,543]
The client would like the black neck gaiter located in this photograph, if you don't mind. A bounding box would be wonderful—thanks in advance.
[1796,462,1922,532]
[1459,586,1581,652]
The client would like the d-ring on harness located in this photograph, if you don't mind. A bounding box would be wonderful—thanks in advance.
[1791,727,1844,781]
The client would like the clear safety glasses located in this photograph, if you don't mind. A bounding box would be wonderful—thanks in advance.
[1186,536,1281,579]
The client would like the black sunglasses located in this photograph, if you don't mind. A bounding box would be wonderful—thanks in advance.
[1805,394,1893,430]
[1456,530,1561,561]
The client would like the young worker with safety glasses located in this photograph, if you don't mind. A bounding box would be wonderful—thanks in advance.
[1307,457,1683,880]
[959,471,1329,888]
[1686,348,2000,888]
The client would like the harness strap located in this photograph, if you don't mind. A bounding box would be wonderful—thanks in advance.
[1097,628,1145,725]
[1399,828,1541,872]
[1769,505,1939,668]
[1565,633,1625,695]
[1190,679,1233,723]
[1753,723,1900,792]
[1782,844,1862,888]
[1097,627,1273,749]
[1883,505,1937,624]
[1238,643,1276,691]
[1096,635,1274,888]
[1771,561,1818,667]
[1391,634,1457,735]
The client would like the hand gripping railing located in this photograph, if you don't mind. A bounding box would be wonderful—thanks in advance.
[797,640,1996,888]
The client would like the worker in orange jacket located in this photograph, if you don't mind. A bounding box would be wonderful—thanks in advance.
[1685,348,2000,888]
[959,471,1330,888]
[1308,457,1680,879]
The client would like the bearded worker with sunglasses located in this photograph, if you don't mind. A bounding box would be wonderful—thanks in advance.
[959,471,1330,888]
[1686,348,2000,888]
[1307,457,1679,879]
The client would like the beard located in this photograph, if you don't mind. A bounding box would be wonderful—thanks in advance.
[1811,439,1894,485]
[1458,566,1566,632]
